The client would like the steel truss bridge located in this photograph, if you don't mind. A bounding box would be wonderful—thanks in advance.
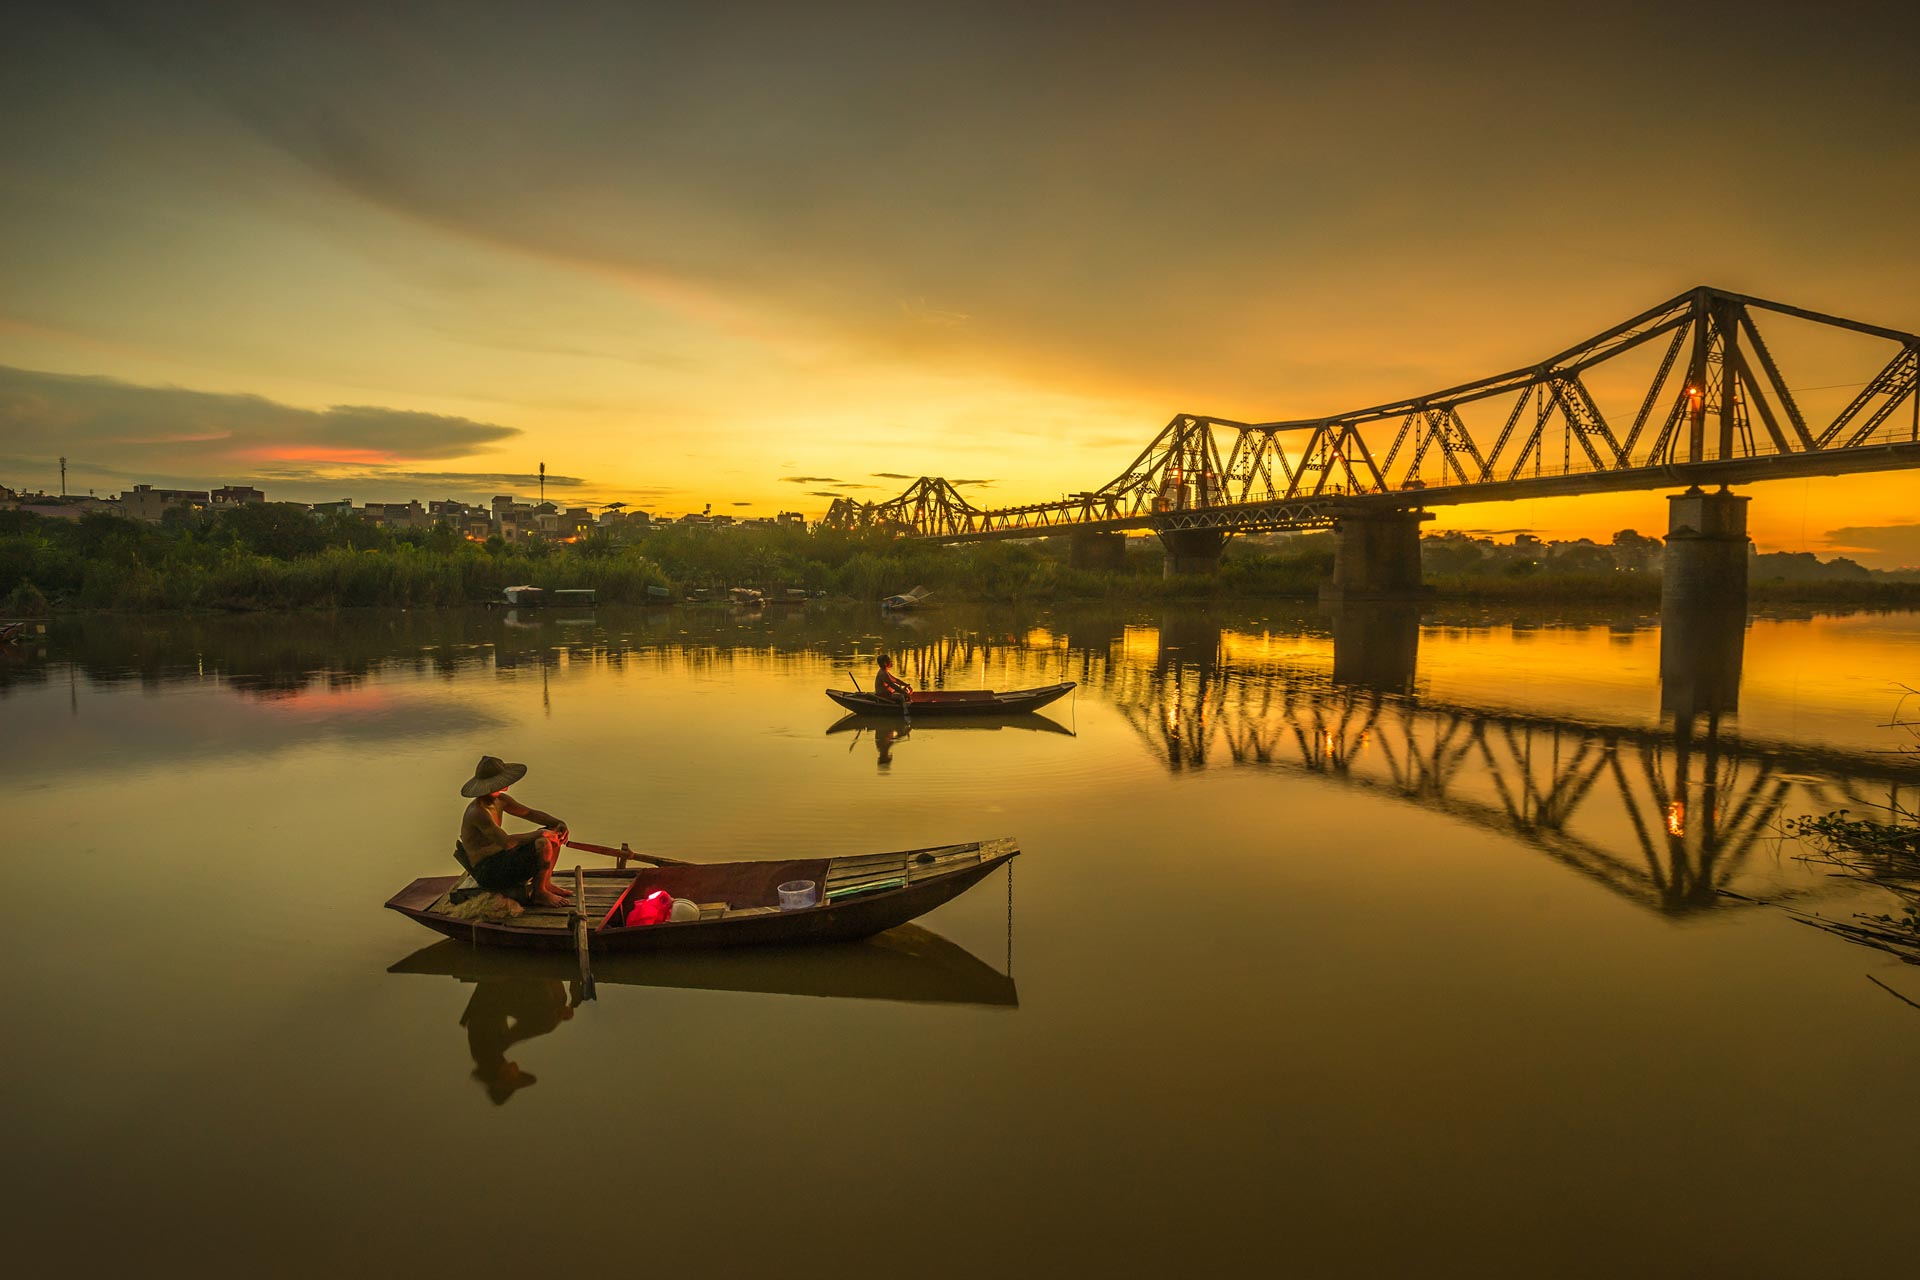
[822,286,1920,541]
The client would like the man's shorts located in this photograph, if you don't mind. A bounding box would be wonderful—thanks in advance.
[471,835,546,892]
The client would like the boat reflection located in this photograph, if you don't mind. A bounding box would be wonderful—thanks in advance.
[392,923,1018,1104]
[825,711,1076,737]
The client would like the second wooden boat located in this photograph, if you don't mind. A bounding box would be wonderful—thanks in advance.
[824,682,1074,716]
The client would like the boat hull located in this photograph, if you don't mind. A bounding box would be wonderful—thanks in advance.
[385,841,1016,952]
[824,683,1073,716]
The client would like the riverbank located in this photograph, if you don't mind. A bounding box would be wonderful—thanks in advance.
[6,508,1917,613]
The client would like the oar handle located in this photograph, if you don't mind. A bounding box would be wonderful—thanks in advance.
[566,838,692,867]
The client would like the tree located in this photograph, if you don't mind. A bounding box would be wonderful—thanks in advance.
[216,503,326,558]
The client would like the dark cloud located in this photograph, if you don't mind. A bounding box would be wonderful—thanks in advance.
[59,3,1920,418]
[0,364,525,498]
[781,475,842,484]
[950,478,996,487]
[806,490,846,499]
[1824,524,1920,571]
[871,471,914,479]
[731,501,752,506]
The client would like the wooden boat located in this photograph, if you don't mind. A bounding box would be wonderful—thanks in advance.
[499,585,596,608]
[881,585,931,611]
[825,683,1074,716]
[388,922,1018,1007]
[385,838,1017,952]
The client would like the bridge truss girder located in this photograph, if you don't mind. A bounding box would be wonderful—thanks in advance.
[820,286,1920,542]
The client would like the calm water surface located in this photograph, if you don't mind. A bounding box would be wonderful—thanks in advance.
[6,601,1919,1277]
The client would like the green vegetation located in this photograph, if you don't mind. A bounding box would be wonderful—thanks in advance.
[3,504,1917,614]
[0,503,1339,612]
[1786,699,1920,966]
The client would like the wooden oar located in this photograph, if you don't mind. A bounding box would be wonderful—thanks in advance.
[564,838,692,867]
[569,865,595,1003]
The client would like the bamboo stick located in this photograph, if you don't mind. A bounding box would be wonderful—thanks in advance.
[571,865,595,1002]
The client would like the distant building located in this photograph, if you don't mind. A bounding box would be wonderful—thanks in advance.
[776,511,806,529]
[360,500,425,529]
[123,484,210,522]
[597,508,651,532]
[210,485,266,506]
[9,496,123,522]
[310,499,355,517]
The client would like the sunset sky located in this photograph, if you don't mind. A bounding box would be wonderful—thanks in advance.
[4,2,1919,562]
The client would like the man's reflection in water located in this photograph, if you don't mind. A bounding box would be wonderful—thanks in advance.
[875,725,909,769]
[461,979,573,1105]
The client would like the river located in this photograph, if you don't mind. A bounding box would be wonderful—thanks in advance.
[6,601,1918,1277]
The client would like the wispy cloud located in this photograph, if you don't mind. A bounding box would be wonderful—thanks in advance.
[255,466,589,490]
[1823,523,1920,570]
[0,363,529,499]
[950,478,996,487]
[781,475,842,484]
[899,298,971,328]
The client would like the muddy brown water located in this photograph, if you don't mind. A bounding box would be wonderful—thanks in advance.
[6,602,1918,1277]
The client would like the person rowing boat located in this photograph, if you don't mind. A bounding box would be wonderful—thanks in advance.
[874,653,912,707]
[456,755,572,907]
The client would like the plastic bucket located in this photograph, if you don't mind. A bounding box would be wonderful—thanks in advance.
[777,880,818,910]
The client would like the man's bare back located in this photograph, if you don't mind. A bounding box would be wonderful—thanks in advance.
[457,756,570,906]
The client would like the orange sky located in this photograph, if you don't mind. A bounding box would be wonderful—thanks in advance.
[3,3,1918,562]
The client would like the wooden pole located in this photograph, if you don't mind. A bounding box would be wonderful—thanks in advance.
[566,839,690,866]
[570,865,595,1003]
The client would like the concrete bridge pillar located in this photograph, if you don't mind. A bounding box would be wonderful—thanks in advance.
[1661,487,1750,612]
[1066,529,1128,571]
[1319,509,1429,603]
[1157,528,1231,577]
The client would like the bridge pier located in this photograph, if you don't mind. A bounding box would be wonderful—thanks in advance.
[1066,530,1129,571]
[1157,528,1231,577]
[1319,509,1430,603]
[1661,487,1750,612]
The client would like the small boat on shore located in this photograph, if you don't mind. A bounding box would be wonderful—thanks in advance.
[881,585,931,611]
[499,586,597,607]
[825,683,1075,716]
[385,838,1017,952]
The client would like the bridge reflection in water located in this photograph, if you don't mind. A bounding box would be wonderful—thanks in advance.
[886,605,1918,919]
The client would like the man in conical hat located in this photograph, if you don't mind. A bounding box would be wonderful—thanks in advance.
[457,755,571,907]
